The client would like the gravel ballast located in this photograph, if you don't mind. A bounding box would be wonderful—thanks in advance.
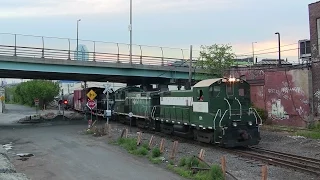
[93,121,319,180]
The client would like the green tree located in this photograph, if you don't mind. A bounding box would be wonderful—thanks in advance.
[13,80,60,107]
[195,44,236,77]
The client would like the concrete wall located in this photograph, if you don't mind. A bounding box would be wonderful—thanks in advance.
[309,1,320,117]
[227,66,311,127]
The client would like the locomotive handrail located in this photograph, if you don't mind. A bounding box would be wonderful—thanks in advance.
[224,98,232,119]
[213,109,221,130]
[151,106,156,119]
[219,110,229,128]
[250,108,263,126]
[235,97,242,118]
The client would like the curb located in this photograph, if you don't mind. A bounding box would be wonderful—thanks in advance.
[0,154,16,173]
[0,147,30,180]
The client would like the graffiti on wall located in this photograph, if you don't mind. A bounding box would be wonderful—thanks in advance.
[269,99,289,120]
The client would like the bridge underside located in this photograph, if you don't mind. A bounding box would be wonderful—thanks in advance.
[0,69,187,85]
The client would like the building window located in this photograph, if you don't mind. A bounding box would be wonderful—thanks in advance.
[318,18,320,56]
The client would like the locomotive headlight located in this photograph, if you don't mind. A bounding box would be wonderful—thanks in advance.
[248,121,253,126]
[232,122,237,127]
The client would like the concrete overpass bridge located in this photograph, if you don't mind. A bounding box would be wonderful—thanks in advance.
[0,33,206,86]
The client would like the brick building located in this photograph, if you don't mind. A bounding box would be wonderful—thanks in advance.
[309,1,320,118]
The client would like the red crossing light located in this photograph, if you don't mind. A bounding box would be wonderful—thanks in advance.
[63,100,68,104]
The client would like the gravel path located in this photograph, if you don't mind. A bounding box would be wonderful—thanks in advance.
[92,120,319,180]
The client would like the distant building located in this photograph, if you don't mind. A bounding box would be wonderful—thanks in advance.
[74,44,89,61]
[298,39,311,64]
[308,1,320,117]
[232,57,254,66]
[255,59,292,66]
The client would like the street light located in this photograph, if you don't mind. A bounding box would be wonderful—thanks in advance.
[77,19,81,61]
[252,42,257,64]
[275,32,281,66]
[129,0,133,64]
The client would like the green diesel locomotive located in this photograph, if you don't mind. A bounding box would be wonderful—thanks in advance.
[113,77,262,148]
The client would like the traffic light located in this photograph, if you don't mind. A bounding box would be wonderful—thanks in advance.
[63,100,68,105]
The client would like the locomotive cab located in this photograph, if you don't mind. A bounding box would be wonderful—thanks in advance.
[192,77,262,147]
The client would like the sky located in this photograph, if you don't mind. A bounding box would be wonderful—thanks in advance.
[0,0,317,83]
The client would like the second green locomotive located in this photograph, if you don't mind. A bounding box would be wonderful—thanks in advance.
[113,77,262,148]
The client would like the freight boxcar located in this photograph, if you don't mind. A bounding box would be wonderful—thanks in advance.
[73,87,106,114]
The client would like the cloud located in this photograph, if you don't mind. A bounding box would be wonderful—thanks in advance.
[0,0,240,18]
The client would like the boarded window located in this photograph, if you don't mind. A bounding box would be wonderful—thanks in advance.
[239,89,244,96]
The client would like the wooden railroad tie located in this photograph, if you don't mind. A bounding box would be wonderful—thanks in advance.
[170,141,179,160]
[159,138,165,153]
[198,149,205,160]
[221,155,226,179]
[120,128,128,138]
[136,132,142,146]
[148,135,154,149]
[261,165,268,180]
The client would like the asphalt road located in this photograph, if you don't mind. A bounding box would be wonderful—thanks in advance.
[0,104,185,180]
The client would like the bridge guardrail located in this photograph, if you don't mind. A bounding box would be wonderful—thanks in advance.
[0,33,202,67]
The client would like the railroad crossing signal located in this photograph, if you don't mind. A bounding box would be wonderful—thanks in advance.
[86,99,96,110]
[86,89,97,100]
[103,82,112,94]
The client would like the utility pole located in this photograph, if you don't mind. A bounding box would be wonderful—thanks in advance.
[252,42,257,65]
[103,82,111,125]
[77,19,81,61]
[188,45,193,89]
[61,89,65,121]
[275,32,281,66]
[129,0,133,64]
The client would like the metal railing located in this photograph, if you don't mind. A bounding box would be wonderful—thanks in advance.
[0,32,202,67]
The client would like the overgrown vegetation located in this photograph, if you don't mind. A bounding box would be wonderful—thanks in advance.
[112,137,223,179]
[5,80,60,107]
[167,156,224,180]
[254,107,269,124]
[195,44,236,79]
[296,122,320,139]
[115,137,163,158]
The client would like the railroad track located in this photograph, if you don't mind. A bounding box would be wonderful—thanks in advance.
[93,119,320,176]
[228,146,320,176]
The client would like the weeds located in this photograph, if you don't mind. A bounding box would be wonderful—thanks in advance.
[167,156,223,180]
[113,137,223,180]
[152,147,161,158]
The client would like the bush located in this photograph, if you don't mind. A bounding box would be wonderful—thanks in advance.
[134,147,148,156]
[178,157,187,167]
[152,147,161,158]
[252,106,268,124]
[168,156,224,180]
[207,165,224,180]
[117,138,137,152]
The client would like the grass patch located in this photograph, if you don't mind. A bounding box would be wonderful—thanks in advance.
[152,147,161,158]
[261,122,320,140]
[296,130,320,139]
[167,156,224,180]
[85,129,95,134]
[115,138,163,162]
